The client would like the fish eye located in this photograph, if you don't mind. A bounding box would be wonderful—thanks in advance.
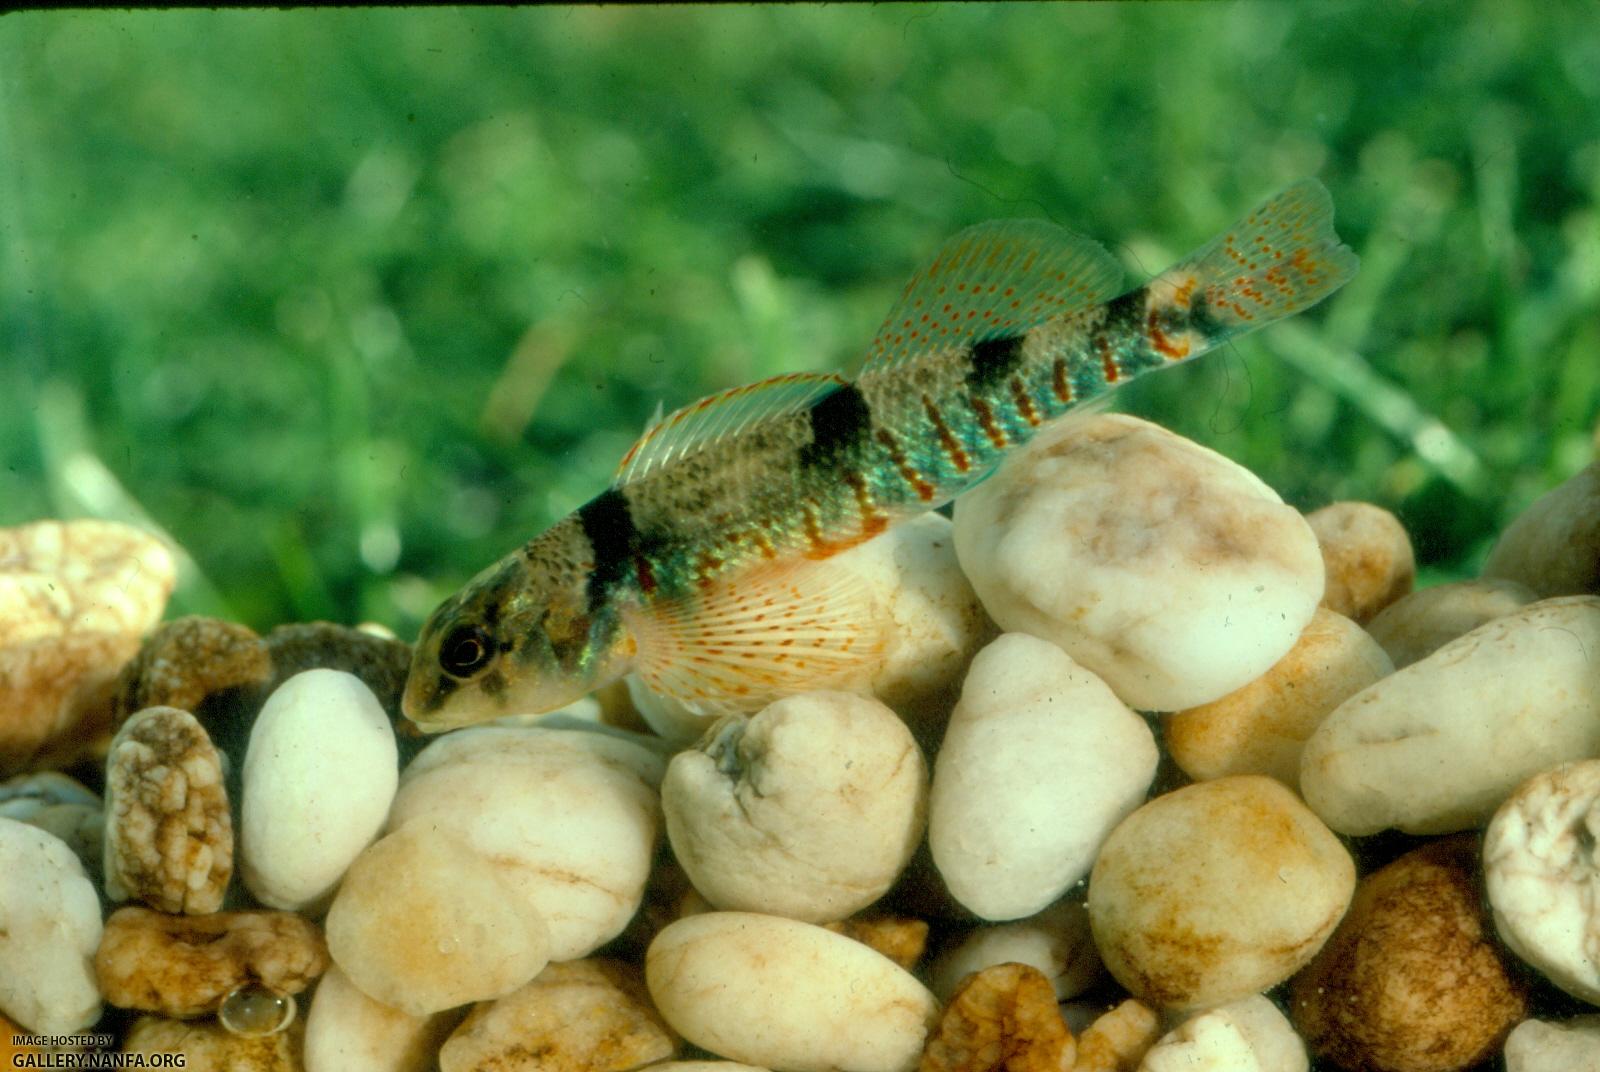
[439,624,495,678]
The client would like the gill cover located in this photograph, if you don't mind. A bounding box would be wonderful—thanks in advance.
[401,519,631,731]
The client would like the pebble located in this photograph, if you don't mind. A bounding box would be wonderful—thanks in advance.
[0,772,103,878]
[95,905,327,1019]
[0,818,103,1034]
[113,615,271,723]
[1362,577,1537,668]
[1143,996,1307,1072]
[1290,836,1527,1072]
[263,621,414,720]
[325,823,551,1017]
[439,960,676,1072]
[0,519,175,774]
[1166,607,1392,788]
[928,901,1102,1003]
[124,1014,303,1072]
[823,916,930,974]
[388,725,662,960]
[1482,459,1600,597]
[953,414,1324,712]
[919,962,1074,1072]
[303,965,465,1072]
[103,706,232,914]
[930,633,1157,920]
[1088,775,1354,1010]
[240,668,399,910]
[646,911,940,1072]
[1504,1015,1600,1072]
[1484,759,1600,1003]
[1306,501,1415,623]
[1300,596,1600,835]
[662,691,927,923]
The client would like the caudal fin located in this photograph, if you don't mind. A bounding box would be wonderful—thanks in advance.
[1151,179,1359,341]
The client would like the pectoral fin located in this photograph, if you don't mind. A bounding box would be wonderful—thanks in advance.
[625,558,886,717]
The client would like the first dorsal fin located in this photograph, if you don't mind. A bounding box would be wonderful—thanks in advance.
[861,219,1124,375]
[615,371,845,486]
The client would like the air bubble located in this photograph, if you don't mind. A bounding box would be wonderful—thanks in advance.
[218,985,295,1037]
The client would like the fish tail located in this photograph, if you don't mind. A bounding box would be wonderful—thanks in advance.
[1150,179,1359,347]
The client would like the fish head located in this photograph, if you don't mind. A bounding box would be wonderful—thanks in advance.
[402,519,630,731]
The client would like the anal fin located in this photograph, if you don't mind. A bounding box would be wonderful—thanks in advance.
[624,559,887,717]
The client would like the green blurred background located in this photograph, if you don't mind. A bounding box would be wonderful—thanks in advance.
[2,4,1597,637]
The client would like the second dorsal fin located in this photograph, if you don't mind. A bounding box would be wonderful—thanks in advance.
[615,371,846,486]
[861,219,1124,375]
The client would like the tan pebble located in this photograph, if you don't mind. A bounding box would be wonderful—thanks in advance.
[0,519,175,643]
[125,1013,303,1071]
[325,823,550,1017]
[1307,501,1414,623]
[1072,1000,1160,1072]
[823,915,930,973]
[915,962,1072,1072]
[1504,1015,1600,1072]
[0,629,142,774]
[1166,607,1392,788]
[1088,776,1354,1010]
[95,905,327,1019]
[646,911,939,1072]
[0,520,174,773]
[1483,461,1600,597]
[644,1065,771,1072]
[114,616,271,722]
[1363,578,1537,669]
[304,965,466,1072]
[440,959,676,1072]
[103,706,232,914]
[1289,835,1527,1072]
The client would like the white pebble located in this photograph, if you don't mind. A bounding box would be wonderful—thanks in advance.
[240,669,398,910]
[953,414,1323,712]
[0,818,103,1033]
[388,726,662,960]
[929,633,1157,920]
[1485,760,1600,1003]
[1301,596,1600,835]
[1504,1015,1600,1072]
[663,691,926,923]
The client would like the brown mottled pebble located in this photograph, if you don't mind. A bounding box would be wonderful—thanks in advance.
[114,616,272,723]
[918,962,1074,1072]
[824,916,930,973]
[96,905,328,1019]
[125,1014,303,1071]
[1307,501,1415,623]
[1289,836,1528,1072]
[1070,1000,1160,1072]
[103,706,232,914]
[440,959,677,1072]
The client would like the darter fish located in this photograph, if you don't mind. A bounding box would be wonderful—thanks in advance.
[402,179,1358,730]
